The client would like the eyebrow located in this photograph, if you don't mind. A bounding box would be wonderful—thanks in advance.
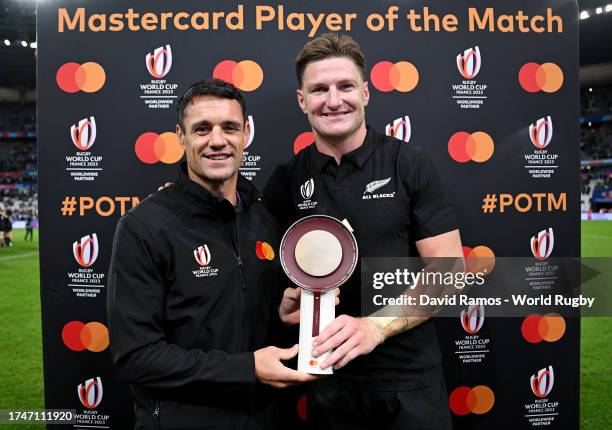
[306,79,357,92]
[190,119,243,132]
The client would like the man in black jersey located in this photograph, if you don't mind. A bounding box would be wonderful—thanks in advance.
[267,34,464,430]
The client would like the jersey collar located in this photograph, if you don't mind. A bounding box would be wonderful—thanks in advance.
[308,125,376,172]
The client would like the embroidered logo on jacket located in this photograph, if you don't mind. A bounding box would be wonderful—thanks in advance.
[193,244,219,278]
[362,178,395,200]
[298,178,318,210]
[256,241,275,261]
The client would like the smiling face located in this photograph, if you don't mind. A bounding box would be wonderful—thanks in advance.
[176,96,248,189]
[297,56,369,144]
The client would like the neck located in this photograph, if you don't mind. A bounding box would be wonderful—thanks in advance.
[313,124,367,164]
[188,171,238,206]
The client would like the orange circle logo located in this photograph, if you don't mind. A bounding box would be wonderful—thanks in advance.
[62,321,109,352]
[449,385,495,415]
[135,132,184,164]
[463,245,495,274]
[293,131,314,154]
[521,313,566,343]
[370,61,419,92]
[56,62,106,93]
[448,131,494,163]
[213,60,263,91]
[256,241,275,261]
[518,62,563,93]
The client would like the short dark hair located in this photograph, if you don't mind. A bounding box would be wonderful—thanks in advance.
[295,33,366,88]
[176,78,247,131]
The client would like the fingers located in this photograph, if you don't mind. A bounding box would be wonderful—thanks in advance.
[283,287,301,301]
[319,335,359,369]
[313,314,350,350]
[269,369,319,388]
[276,344,299,361]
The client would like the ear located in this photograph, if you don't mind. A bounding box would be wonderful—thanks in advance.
[297,89,307,113]
[176,124,185,148]
[242,118,251,149]
[363,81,370,107]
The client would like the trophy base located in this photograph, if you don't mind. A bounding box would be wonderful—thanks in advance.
[297,289,335,375]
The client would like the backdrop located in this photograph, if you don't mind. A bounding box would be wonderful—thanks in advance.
[38,0,579,428]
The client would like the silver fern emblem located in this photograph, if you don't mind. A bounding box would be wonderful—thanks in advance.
[364,177,391,194]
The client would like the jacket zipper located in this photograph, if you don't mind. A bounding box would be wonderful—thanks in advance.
[231,212,246,351]
[152,400,161,429]
[233,214,246,290]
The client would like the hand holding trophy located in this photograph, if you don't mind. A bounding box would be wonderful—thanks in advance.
[279,215,358,374]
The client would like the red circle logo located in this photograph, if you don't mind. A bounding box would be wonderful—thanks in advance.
[62,321,109,352]
[135,132,184,164]
[521,313,566,343]
[449,385,495,415]
[518,63,563,93]
[293,131,314,155]
[370,61,419,93]
[448,131,494,163]
[213,60,264,91]
[56,62,106,93]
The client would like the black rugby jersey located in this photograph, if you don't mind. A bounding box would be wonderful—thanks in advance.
[264,126,458,390]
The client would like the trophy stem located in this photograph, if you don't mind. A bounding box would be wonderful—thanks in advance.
[312,291,321,337]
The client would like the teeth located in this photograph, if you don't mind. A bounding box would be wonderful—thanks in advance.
[207,155,229,160]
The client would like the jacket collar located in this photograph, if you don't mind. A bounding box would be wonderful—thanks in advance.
[175,162,261,211]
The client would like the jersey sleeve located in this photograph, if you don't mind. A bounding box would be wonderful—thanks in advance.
[401,146,458,241]
[107,213,255,391]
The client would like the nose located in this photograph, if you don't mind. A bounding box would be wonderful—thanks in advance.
[326,86,342,109]
[209,125,225,148]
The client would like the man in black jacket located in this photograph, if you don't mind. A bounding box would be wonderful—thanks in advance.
[108,79,314,430]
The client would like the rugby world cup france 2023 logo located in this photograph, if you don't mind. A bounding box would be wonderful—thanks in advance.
[145,45,172,79]
[456,46,481,80]
[77,377,103,409]
[194,244,211,267]
[384,116,411,143]
[530,228,554,260]
[301,178,314,200]
[460,304,485,334]
[70,117,96,151]
[529,116,553,150]
[73,234,99,268]
[530,366,554,398]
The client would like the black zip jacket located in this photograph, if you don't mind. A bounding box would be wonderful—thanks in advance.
[107,165,282,429]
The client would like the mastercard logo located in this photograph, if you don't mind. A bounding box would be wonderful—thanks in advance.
[518,62,563,93]
[370,61,419,93]
[213,60,263,92]
[449,385,495,416]
[62,321,109,352]
[294,131,314,155]
[56,62,106,93]
[255,241,275,261]
[463,245,495,274]
[521,313,566,343]
[448,131,494,163]
[135,132,184,164]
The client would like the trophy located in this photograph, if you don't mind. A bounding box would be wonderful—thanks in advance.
[280,215,358,374]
